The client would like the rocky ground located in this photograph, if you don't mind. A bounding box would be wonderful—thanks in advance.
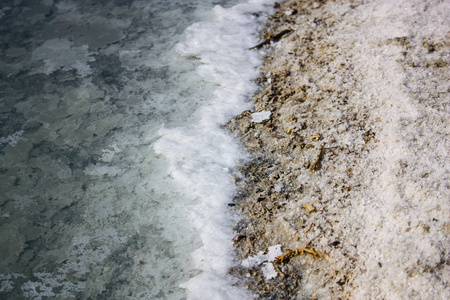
[227,0,449,299]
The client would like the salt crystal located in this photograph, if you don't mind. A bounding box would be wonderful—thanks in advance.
[251,110,271,123]
[274,184,284,192]
[262,262,278,279]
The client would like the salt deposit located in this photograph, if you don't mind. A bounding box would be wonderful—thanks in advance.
[154,1,276,298]
[228,0,449,299]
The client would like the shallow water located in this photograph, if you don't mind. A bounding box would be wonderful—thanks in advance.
[0,0,269,298]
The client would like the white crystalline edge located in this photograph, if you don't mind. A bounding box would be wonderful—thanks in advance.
[153,1,275,299]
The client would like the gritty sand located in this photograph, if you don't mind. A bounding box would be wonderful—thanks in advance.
[227,0,449,299]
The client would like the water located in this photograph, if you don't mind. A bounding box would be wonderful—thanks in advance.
[0,0,273,299]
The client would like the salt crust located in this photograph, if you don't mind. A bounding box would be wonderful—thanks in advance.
[228,0,449,299]
[154,1,275,299]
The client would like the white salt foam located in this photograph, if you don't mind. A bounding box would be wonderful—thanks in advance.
[154,1,275,298]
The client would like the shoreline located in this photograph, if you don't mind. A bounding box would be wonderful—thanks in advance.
[228,0,449,299]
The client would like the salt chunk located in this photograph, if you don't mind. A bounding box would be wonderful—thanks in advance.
[274,184,284,192]
[266,245,283,261]
[285,10,292,16]
[241,251,265,268]
[242,245,283,280]
[242,244,283,268]
[251,111,271,123]
[262,262,278,279]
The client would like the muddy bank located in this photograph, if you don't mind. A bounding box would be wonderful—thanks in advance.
[227,1,449,299]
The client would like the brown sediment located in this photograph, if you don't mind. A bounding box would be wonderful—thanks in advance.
[227,2,368,298]
[227,0,450,299]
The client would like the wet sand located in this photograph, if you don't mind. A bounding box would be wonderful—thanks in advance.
[228,1,450,299]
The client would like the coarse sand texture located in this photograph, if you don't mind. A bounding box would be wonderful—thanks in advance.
[228,0,450,299]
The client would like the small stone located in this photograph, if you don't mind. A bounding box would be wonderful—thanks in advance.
[303,203,315,213]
